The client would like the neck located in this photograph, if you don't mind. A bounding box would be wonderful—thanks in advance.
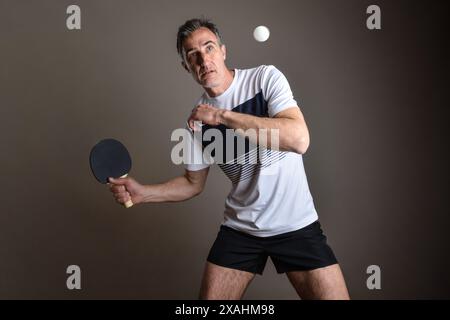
[204,69,235,97]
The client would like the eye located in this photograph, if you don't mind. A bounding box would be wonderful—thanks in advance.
[206,45,214,52]
[187,51,197,61]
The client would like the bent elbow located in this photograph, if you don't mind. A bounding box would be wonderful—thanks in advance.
[191,184,203,198]
[294,136,310,154]
[290,120,310,154]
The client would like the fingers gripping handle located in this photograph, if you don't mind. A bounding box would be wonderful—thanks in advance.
[120,174,134,208]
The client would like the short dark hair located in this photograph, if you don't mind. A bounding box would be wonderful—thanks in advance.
[176,17,223,59]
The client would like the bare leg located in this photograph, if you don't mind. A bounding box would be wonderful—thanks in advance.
[199,262,256,300]
[286,264,350,300]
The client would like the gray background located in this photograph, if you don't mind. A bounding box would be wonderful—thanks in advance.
[1,0,448,299]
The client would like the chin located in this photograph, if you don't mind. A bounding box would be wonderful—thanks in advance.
[201,79,220,88]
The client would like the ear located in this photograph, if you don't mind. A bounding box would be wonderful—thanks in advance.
[221,44,227,60]
[181,61,190,73]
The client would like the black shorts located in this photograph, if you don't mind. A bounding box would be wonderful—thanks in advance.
[207,221,338,275]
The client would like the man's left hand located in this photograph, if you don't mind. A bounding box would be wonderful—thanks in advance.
[188,104,224,131]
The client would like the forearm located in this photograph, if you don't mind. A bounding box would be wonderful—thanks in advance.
[217,109,309,154]
[141,174,201,203]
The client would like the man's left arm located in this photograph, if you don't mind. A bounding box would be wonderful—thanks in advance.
[188,104,310,154]
[218,106,309,154]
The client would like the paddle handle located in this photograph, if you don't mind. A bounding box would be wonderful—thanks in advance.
[120,174,134,208]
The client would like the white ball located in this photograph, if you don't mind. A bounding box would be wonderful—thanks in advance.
[253,26,270,42]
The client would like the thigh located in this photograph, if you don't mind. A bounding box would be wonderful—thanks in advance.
[199,262,255,300]
[286,264,350,300]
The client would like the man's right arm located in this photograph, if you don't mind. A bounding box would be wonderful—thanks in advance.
[108,168,209,206]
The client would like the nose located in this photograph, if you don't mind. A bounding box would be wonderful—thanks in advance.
[197,51,209,65]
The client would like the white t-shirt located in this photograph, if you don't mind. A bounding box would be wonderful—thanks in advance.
[185,65,318,237]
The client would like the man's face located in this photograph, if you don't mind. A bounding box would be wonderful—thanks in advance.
[181,27,228,89]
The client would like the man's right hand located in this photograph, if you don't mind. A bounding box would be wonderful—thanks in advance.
[108,176,145,206]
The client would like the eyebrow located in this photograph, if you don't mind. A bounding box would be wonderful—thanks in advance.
[185,40,217,56]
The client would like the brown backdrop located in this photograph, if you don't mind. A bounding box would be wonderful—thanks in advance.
[0,0,448,299]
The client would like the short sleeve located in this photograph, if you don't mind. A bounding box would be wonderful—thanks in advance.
[262,65,298,117]
[183,123,211,172]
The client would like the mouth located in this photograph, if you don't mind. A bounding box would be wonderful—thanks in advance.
[200,70,215,79]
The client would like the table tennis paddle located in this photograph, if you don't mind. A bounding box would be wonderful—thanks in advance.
[89,138,133,208]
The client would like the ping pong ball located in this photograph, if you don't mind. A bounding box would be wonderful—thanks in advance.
[253,26,270,42]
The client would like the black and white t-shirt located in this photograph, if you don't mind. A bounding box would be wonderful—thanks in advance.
[185,65,318,237]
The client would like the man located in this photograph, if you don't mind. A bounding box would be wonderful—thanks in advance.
[108,18,350,300]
